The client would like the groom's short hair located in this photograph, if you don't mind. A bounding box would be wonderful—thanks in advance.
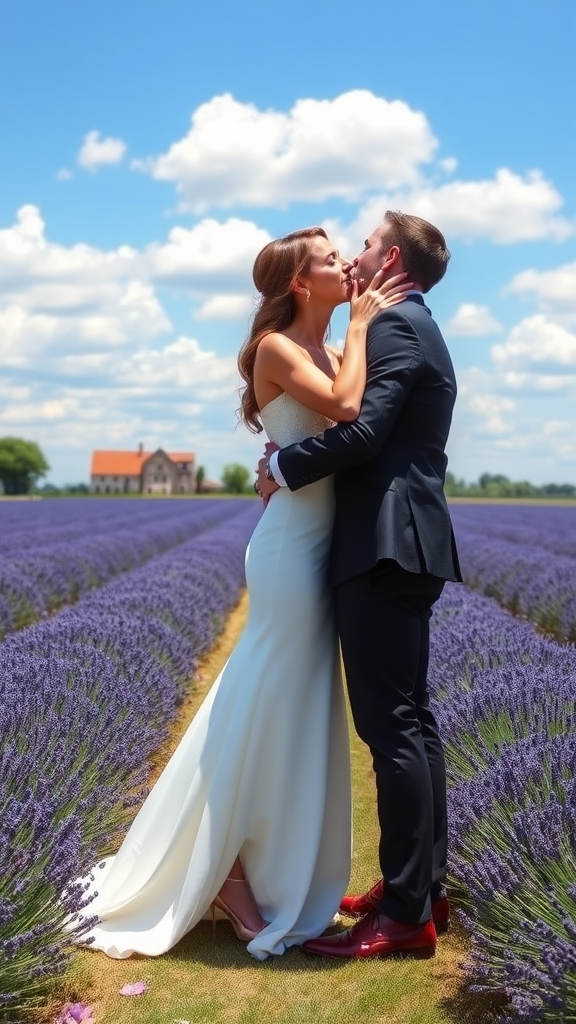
[382,211,450,293]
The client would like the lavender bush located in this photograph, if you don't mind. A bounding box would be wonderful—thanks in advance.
[449,503,576,559]
[0,498,248,638]
[449,504,576,641]
[429,583,576,1022]
[0,504,260,1021]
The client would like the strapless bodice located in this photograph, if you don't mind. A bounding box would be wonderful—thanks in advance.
[260,393,335,448]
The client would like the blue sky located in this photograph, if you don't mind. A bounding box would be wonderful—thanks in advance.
[1,0,575,486]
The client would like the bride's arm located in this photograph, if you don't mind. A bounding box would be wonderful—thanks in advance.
[254,273,410,423]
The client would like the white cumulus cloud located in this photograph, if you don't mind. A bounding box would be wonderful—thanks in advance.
[77,130,127,170]
[0,206,169,360]
[492,315,576,371]
[121,336,239,397]
[506,261,576,326]
[149,218,270,291]
[0,206,139,293]
[330,168,573,252]
[195,294,255,320]
[406,169,573,243]
[541,421,576,461]
[136,91,438,212]
[445,303,503,337]
[468,393,516,434]
[439,157,458,174]
[499,371,576,393]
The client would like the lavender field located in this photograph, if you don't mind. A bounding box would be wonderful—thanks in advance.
[1,498,575,1023]
[429,583,576,1023]
[0,498,252,639]
[450,503,576,641]
[433,502,576,1021]
[0,498,261,1021]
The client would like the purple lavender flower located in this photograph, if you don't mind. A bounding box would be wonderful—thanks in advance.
[0,497,253,638]
[0,501,261,1015]
[429,580,576,1021]
[449,503,576,641]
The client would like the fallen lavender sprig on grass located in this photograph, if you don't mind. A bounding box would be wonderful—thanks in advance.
[119,982,148,996]
[54,1002,95,1024]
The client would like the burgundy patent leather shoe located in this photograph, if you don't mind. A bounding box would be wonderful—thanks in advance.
[431,894,450,933]
[303,911,437,960]
[339,879,450,933]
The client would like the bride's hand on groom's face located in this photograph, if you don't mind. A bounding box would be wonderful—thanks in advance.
[350,271,412,324]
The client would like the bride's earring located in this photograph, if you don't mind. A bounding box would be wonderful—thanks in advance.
[306,289,311,303]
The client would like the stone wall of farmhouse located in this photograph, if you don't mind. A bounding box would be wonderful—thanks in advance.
[141,453,195,495]
[91,475,141,495]
[141,452,177,495]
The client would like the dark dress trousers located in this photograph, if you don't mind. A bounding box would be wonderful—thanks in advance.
[277,294,462,926]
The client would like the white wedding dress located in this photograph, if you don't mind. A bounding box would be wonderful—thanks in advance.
[76,393,352,961]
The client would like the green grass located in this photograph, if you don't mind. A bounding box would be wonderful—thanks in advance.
[57,921,506,1024]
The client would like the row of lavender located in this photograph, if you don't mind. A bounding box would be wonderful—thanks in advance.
[0,504,261,1021]
[0,498,249,639]
[0,498,194,554]
[429,583,576,1023]
[449,504,576,642]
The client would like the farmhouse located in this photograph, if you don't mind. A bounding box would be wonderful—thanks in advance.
[90,444,195,495]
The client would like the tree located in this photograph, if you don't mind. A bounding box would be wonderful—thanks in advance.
[0,437,50,495]
[195,465,206,494]
[442,470,576,500]
[221,463,251,494]
[65,482,90,495]
[444,470,469,497]
[37,482,61,496]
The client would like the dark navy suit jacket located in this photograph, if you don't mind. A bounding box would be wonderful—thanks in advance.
[277,295,462,587]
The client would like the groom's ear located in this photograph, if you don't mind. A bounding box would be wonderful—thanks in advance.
[381,245,401,271]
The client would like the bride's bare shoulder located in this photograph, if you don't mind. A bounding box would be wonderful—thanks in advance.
[259,331,293,350]
[257,332,302,366]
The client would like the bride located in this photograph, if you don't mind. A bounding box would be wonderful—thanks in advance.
[74,227,410,961]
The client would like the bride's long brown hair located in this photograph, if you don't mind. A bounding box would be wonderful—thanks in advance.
[238,226,328,433]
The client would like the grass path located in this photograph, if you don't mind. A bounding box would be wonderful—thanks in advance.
[59,592,504,1024]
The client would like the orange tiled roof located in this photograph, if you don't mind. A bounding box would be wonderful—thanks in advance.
[166,453,195,464]
[91,450,194,476]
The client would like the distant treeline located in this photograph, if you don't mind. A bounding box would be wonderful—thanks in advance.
[10,475,576,501]
[37,482,90,496]
[445,472,576,499]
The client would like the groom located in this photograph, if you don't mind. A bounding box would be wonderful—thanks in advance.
[257,210,462,959]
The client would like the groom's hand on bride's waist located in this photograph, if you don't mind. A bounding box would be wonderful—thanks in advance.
[256,442,281,503]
